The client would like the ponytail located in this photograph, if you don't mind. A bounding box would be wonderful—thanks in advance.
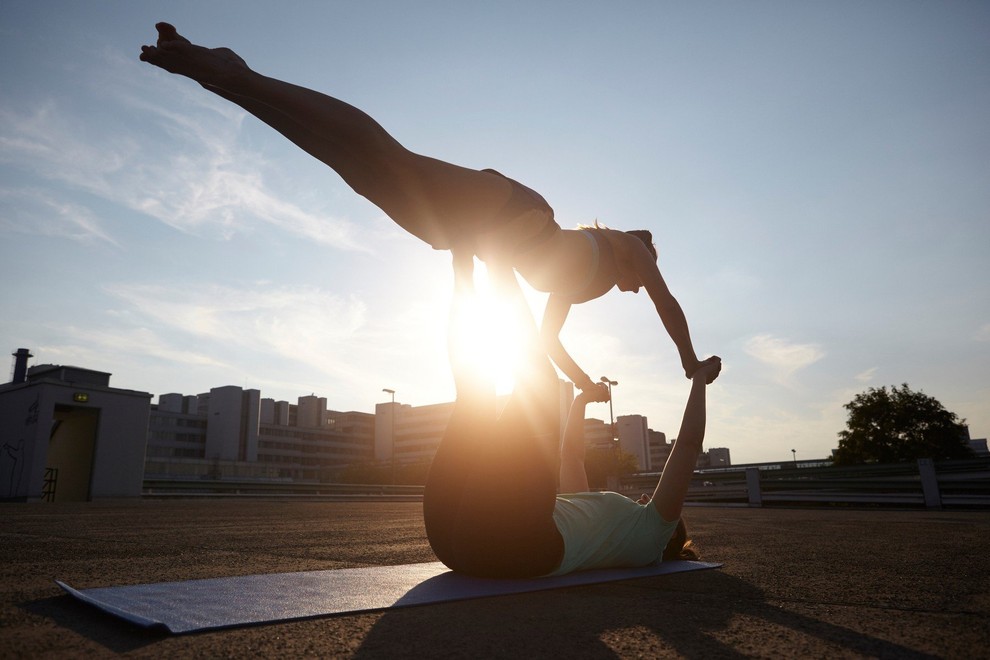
[662,517,699,561]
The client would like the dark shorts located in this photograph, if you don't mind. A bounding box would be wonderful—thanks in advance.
[470,169,560,262]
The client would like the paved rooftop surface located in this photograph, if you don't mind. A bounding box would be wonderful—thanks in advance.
[2,500,988,658]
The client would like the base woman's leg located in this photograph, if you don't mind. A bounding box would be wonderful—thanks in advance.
[423,259,564,577]
[422,256,498,570]
[471,260,563,575]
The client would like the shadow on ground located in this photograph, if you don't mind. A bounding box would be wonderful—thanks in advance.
[354,571,937,659]
[23,595,167,655]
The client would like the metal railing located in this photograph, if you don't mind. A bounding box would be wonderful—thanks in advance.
[143,478,423,500]
[142,458,990,509]
[617,457,990,509]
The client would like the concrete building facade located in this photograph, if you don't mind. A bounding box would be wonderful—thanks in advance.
[583,418,613,451]
[205,386,261,462]
[0,352,151,501]
[373,380,576,469]
[375,400,452,466]
[3,348,721,495]
[616,414,651,470]
[147,387,375,481]
[703,447,732,468]
[648,429,673,470]
[583,414,678,472]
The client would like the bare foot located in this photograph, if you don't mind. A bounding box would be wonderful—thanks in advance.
[139,22,249,89]
[153,21,186,46]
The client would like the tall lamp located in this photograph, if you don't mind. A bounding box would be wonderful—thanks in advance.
[383,388,396,484]
[599,377,618,440]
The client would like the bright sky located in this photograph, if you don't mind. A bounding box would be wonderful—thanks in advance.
[2,2,987,464]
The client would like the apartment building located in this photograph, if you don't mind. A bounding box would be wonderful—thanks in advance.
[147,386,375,481]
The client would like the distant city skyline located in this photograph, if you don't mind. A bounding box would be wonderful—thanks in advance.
[145,374,731,483]
[18,346,976,466]
[2,3,987,464]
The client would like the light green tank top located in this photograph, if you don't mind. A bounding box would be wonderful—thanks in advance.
[546,491,679,576]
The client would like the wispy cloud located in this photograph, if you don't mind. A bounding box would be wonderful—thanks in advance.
[0,101,139,199]
[976,323,990,342]
[104,281,369,370]
[854,367,877,383]
[95,278,458,404]
[0,48,367,252]
[41,326,231,370]
[744,333,824,384]
[0,187,120,246]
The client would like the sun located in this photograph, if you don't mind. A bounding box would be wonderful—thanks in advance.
[448,266,538,395]
[450,291,523,395]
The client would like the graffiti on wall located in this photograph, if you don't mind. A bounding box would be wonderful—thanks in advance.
[1,395,39,498]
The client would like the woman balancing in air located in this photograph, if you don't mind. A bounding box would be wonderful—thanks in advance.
[424,256,720,577]
[140,23,716,391]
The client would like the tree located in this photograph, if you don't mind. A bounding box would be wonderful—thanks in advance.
[584,446,640,489]
[834,384,973,465]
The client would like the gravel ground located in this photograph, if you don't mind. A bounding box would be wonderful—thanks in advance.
[2,499,988,658]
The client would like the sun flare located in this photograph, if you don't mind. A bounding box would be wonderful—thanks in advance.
[450,294,524,395]
[448,265,540,395]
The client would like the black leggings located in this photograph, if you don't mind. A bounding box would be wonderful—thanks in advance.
[423,352,564,578]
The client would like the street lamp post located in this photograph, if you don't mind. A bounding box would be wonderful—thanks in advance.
[791,448,797,465]
[599,377,618,440]
[383,388,396,484]
[600,376,619,485]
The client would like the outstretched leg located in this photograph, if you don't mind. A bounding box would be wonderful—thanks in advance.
[140,23,514,250]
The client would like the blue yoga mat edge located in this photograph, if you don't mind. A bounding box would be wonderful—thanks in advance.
[56,580,165,630]
[57,560,722,634]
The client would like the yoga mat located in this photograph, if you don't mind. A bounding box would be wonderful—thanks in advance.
[57,560,720,634]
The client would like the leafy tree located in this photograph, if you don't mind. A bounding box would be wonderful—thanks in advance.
[584,446,640,489]
[834,384,973,465]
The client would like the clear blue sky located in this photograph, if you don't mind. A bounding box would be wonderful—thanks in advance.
[2,1,987,464]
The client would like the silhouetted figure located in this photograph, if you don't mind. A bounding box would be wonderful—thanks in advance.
[140,23,716,390]
[422,255,720,577]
